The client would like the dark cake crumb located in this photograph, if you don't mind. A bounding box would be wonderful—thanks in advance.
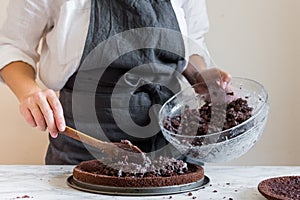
[163,98,253,145]
[15,196,31,199]
[213,190,218,193]
[93,156,189,178]
[169,196,172,199]
[192,197,197,199]
[188,192,193,196]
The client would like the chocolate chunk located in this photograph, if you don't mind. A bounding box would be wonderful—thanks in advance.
[163,98,253,145]
[92,156,189,178]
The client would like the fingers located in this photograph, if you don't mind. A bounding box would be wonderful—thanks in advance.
[19,89,64,138]
[30,104,47,131]
[19,106,37,127]
[47,91,65,132]
[201,67,232,89]
[37,91,58,137]
[193,68,232,101]
[219,69,232,89]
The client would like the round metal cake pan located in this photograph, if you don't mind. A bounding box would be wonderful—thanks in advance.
[67,175,210,196]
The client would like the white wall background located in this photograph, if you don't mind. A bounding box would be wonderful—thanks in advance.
[0,0,299,165]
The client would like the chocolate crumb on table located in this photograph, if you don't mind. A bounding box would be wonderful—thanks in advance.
[15,195,31,199]
[188,192,193,196]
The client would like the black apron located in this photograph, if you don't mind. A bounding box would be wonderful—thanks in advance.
[46,0,186,165]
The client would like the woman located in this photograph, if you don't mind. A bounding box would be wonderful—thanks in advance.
[0,0,231,164]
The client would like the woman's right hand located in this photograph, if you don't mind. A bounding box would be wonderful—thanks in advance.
[19,89,65,138]
[0,61,65,138]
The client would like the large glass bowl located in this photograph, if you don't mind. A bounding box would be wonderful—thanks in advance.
[159,77,269,163]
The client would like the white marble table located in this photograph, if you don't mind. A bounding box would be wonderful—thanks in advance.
[0,165,299,200]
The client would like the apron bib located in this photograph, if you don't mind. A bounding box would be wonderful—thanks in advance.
[46,0,185,164]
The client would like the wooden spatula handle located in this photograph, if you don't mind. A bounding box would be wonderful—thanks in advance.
[61,126,112,150]
[60,126,144,160]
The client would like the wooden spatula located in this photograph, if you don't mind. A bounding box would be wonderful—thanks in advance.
[61,126,145,161]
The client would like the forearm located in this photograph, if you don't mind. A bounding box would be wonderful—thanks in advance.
[0,61,41,101]
[0,61,65,136]
[182,54,207,85]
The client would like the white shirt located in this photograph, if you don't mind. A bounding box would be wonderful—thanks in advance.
[0,0,210,91]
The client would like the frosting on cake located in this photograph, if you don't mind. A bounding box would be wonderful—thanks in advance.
[73,158,204,187]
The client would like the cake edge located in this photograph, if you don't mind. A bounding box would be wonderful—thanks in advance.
[73,160,204,187]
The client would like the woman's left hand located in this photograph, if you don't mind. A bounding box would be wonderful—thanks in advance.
[183,64,232,94]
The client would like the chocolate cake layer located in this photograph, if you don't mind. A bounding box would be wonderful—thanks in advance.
[73,160,204,187]
[258,176,300,200]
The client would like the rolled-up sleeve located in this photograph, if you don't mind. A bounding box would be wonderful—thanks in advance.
[182,0,212,67]
[0,0,50,82]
